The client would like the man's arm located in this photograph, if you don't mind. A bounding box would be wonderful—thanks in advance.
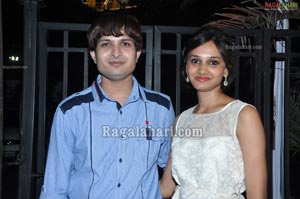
[39,108,74,199]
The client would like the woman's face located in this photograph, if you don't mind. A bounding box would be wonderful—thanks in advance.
[186,40,228,93]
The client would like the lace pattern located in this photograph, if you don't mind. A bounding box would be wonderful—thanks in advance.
[172,100,248,199]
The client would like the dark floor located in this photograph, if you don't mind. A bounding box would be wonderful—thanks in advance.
[3,165,18,199]
[290,155,300,199]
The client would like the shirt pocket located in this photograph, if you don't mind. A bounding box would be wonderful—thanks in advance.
[134,137,162,170]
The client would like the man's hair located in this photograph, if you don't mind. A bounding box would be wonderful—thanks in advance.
[87,13,143,51]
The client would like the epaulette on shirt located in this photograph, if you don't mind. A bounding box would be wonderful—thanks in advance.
[60,88,171,114]
[143,90,171,110]
[60,92,94,114]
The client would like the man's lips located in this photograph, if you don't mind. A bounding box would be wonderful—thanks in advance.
[109,61,125,66]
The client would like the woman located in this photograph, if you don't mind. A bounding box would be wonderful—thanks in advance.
[160,27,267,199]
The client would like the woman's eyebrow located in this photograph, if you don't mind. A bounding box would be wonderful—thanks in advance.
[189,54,221,59]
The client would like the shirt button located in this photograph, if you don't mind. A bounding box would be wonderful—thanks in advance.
[120,110,122,114]
[117,183,121,187]
[120,134,126,139]
[119,158,122,163]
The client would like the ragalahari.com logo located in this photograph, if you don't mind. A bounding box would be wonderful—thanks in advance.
[265,2,298,10]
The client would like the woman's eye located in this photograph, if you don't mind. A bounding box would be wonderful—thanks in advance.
[209,60,219,65]
[191,59,200,64]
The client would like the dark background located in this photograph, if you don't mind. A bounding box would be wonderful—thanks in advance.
[2,0,300,199]
[1,1,237,198]
[2,0,237,66]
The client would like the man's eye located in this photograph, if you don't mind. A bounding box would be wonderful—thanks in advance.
[100,42,110,47]
[122,42,131,46]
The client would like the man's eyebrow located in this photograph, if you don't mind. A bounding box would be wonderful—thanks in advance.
[98,39,110,42]
[98,38,134,42]
[120,38,134,42]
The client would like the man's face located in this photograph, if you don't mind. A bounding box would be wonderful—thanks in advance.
[90,32,141,82]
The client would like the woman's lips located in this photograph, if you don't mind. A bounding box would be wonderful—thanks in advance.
[195,76,210,82]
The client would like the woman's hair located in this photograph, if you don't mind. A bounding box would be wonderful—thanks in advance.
[182,26,236,89]
[87,12,143,51]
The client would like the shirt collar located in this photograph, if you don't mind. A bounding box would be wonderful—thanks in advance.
[93,74,146,103]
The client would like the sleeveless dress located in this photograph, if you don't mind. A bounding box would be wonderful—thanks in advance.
[172,100,250,199]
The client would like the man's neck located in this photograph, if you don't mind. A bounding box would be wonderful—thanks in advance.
[100,76,133,106]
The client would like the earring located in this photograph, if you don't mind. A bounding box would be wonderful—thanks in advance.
[186,76,190,83]
[223,76,228,86]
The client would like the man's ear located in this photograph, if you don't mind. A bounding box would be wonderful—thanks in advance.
[90,51,97,64]
[136,50,142,63]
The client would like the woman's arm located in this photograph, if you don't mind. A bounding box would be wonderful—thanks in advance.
[237,105,267,199]
[159,117,179,198]
[160,151,176,198]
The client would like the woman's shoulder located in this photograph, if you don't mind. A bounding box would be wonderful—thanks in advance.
[229,99,254,111]
[173,105,197,128]
[236,100,262,127]
[180,105,197,115]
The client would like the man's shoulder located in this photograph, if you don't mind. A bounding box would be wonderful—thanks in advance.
[58,87,94,114]
[141,87,172,110]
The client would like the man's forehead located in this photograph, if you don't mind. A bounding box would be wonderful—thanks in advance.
[99,34,133,41]
[100,29,131,40]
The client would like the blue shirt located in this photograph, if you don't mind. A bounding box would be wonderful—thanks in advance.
[40,75,175,199]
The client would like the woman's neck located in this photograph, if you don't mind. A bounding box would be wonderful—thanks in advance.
[195,91,233,114]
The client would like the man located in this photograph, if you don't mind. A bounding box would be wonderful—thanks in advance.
[39,13,175,199]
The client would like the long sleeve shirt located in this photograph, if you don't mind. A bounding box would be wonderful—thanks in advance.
[39,75,175,199]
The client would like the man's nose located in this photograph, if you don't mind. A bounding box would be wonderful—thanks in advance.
[111,45,121,58]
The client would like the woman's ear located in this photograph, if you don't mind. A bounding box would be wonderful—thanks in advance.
[89,51,97,64]
[224,67,229,78]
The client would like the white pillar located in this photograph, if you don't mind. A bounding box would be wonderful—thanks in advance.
[273,1,289,197]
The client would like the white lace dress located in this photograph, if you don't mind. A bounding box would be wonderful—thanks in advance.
[172,100,249,199]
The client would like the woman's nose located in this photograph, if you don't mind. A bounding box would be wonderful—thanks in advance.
[198,64,208,74]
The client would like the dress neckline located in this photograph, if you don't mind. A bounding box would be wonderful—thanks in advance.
[191,99,238,116]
